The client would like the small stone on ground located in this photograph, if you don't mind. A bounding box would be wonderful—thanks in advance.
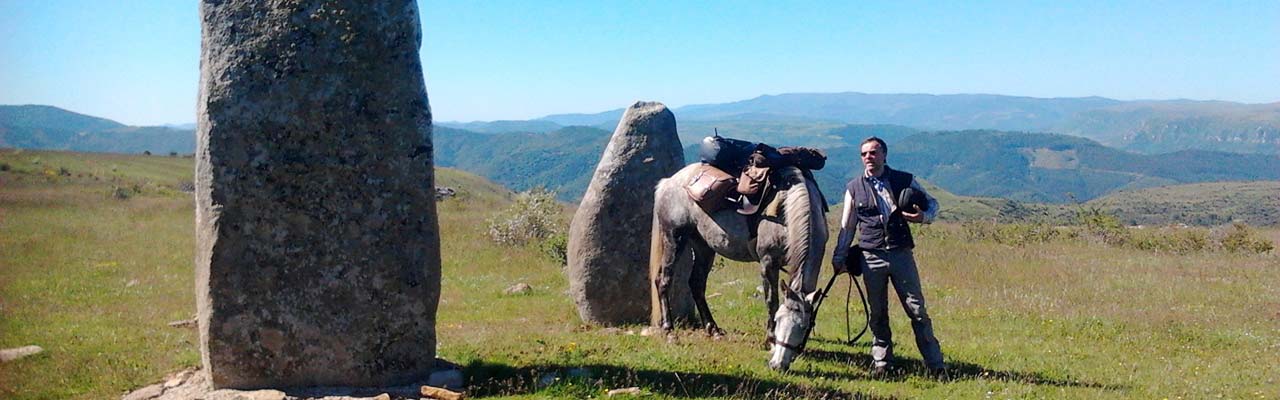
[503,283,532,295]
[120,363,466,400]
[607,387,642,396]
[0,345,43,362]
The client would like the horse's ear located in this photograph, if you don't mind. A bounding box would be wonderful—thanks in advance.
[783,285,802,303]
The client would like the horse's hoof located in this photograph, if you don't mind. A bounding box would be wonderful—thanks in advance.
[708,330,725,340]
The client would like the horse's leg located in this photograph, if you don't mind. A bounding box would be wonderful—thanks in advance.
[654,227,689,332]
[759,254,781,348]
[687,239,724,337]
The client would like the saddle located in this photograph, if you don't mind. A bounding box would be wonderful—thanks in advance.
[687,135,829,216]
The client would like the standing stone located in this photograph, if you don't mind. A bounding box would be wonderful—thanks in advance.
[195,1,439,389]
[567,101,687,325]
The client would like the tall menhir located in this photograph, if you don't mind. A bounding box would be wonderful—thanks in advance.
[194,0,440,388]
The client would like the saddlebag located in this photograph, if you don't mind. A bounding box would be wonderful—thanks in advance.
[685,165,737,213]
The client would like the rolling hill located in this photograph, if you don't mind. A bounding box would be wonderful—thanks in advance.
[880,130,1280,203]
[0,105,194,154]
[1086,181,1280,227]
[1058,100,1280,154]
[6,104,1279,214]
[433,126,612,200]
[437,124,1280,206]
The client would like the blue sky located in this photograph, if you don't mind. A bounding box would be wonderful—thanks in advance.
[1,1,1278,125]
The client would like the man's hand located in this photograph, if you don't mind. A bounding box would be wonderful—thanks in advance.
[831,257,847,275]
[902,204,925,223]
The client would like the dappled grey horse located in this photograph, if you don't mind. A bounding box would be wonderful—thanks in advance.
[651,164,828,371]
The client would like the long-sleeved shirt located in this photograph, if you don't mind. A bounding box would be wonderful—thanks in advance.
[831,167,939,265]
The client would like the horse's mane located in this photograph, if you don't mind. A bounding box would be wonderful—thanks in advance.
[779,167,827,289]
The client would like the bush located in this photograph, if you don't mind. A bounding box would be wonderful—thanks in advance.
[111,186,132,200]
[1219,223,1274,254]
[914,223,951,241]
[0,163,9,171]
[486,188,563,246]
[959,220,1059,246]
[539,233,569,265]
[1127,226,1210,254]
[1075,206,1129,246]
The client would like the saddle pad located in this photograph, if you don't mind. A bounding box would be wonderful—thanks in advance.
[764,188,787,218]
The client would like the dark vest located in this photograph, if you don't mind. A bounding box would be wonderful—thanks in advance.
[847,167,915,250]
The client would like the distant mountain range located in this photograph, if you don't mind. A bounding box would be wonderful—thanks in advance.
[5,98,1280,206]
[881,130,1280,202]
[433,125,1280,205]
[0,105,195,154]
[443,93,1280,155]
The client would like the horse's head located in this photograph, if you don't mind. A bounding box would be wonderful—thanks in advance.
[768,286,818,371]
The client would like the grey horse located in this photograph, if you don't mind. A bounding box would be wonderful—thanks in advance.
[650,163,828,371]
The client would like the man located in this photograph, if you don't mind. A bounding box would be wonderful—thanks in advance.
[831,136,945,377]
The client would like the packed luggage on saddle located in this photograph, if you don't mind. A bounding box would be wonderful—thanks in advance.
[684,133,827,215]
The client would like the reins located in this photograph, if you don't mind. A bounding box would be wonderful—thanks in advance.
[790,272,871,353]
[770,171,869,355]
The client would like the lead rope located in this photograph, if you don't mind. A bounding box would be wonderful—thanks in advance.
[805,272,871,352]
[845,273,870,344]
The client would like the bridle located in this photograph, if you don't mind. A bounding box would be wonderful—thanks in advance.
[767,272,871,355]
[765,308,811,353]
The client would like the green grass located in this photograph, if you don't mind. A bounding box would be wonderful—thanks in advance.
[2,149,1278,399]
[0,150,198,399]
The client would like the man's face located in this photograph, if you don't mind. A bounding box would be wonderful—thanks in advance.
[860,141,886,173]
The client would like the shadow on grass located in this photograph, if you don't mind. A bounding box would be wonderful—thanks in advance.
[798,346,1125,390]
[463,360,896,399]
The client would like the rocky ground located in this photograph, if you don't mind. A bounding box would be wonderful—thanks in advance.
[122,363,465,400]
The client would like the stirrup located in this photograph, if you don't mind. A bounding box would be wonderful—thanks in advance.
[737,193,761,215]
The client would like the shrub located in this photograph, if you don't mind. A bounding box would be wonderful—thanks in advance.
[959,220,1058,246]
[539,233,569,266]
[169,151,178,157]
[111,186,132,200]
[999,223,1060,246]
[1219,223,1274,254]
[1127,226,1210,254]
[486,188,563,246]
[960,220,998,242]
[1075,206,1129,246]
[914,223,951,241]
[0,162,9,171]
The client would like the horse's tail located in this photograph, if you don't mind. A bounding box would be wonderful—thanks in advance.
[649,178,670,326]
[781,167,829,294]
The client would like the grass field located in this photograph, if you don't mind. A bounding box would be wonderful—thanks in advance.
[1,149,1277,399]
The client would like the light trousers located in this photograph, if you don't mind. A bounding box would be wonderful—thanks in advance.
[861,247,944,369]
